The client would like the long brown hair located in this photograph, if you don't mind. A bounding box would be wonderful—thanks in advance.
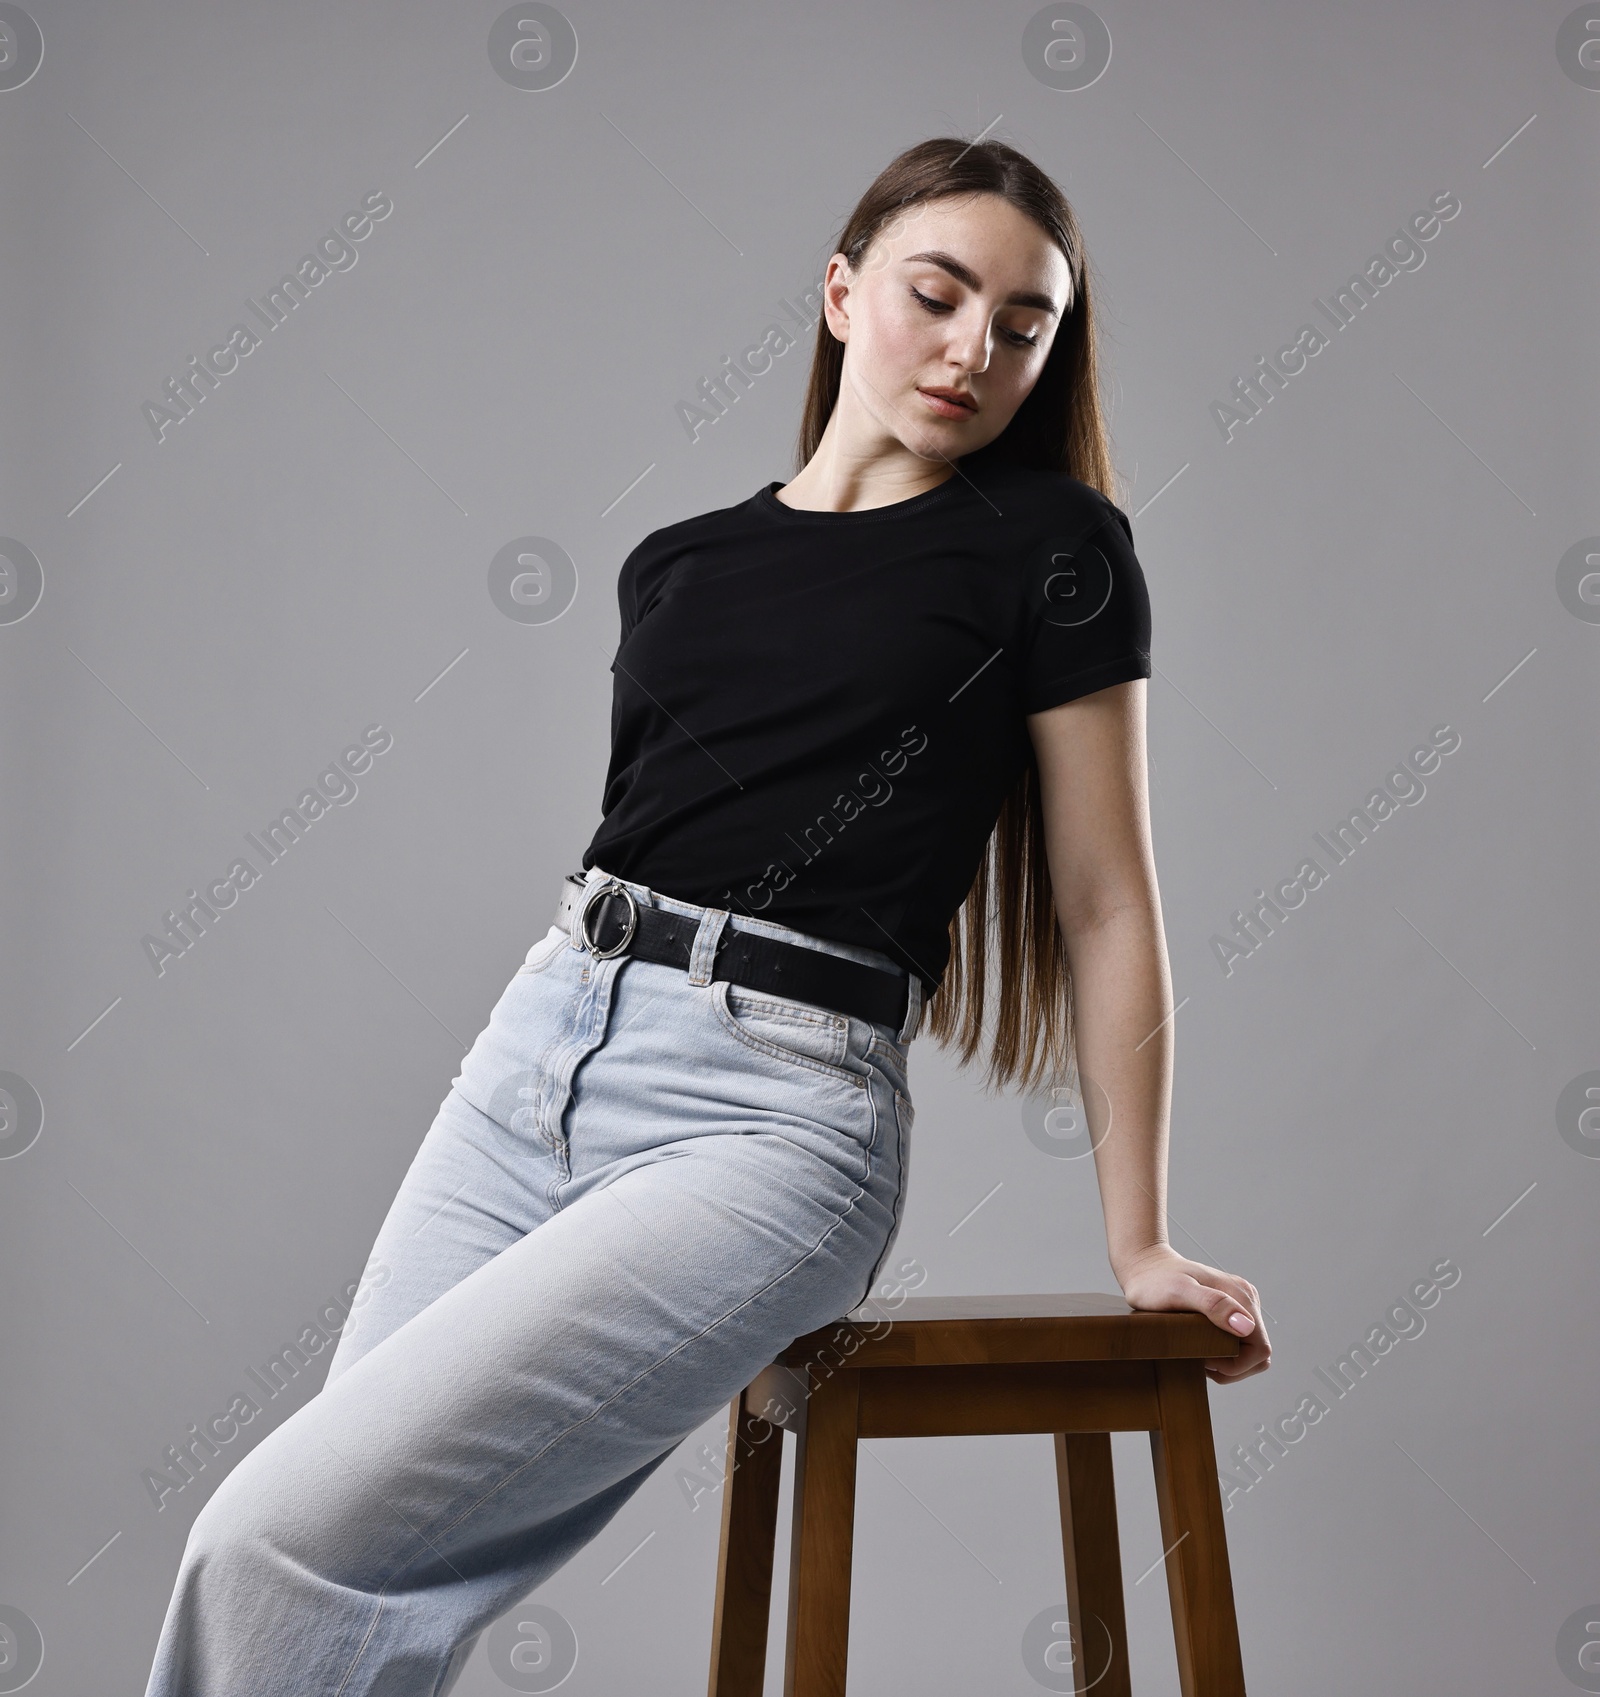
[794,135,1121,1095]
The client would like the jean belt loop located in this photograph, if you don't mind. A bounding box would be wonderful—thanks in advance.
[896,973,922,1045]
[687,906,729,986]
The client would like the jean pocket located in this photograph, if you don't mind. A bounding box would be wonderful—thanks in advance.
[712,981,865,1089]
[519,923,570,976]
[866,1030,911,1099]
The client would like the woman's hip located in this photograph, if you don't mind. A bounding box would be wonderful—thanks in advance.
[454,872,915,1196]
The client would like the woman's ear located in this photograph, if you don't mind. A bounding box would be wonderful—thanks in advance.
[822,254,853,343]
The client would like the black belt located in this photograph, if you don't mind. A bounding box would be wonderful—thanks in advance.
[554,873,911,1032]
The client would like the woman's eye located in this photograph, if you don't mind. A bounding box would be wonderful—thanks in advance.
[910,286,1040,349]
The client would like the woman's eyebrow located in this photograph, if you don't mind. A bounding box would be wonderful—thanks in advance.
[900,249,1061,316]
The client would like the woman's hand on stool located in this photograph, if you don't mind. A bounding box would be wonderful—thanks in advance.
[1112,1244,1272,1384]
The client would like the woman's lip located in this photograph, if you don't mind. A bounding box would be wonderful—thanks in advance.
[917,387,978,418]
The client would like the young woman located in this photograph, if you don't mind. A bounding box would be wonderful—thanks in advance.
[144,135,1270,1696]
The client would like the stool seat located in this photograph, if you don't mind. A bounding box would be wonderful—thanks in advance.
[708,1292,1248,1696]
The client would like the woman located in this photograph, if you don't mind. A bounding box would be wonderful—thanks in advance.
[144,135,1270,1696]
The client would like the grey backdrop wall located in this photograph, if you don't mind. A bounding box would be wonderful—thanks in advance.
[2,2,1597,1692]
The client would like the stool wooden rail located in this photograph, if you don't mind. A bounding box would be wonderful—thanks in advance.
[706,1293,1246,1697]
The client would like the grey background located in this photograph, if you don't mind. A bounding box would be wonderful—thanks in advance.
[2,1,1596,1691]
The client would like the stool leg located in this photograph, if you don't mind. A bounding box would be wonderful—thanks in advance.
[1148,1360,1247,1695]
[782,1368,860,1697]
[1054,1432,1132,1697]
[709,1394,786,1697]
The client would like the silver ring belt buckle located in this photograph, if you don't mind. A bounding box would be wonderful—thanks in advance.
[578,878,640,959]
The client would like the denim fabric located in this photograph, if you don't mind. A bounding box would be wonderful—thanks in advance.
[142,865,918,1696]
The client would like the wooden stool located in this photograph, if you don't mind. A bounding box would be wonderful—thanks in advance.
[706,1293,1247,1697]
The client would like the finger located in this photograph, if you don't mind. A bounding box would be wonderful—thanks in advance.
[1206,1332,1271,1378]
[1188,1278,1257,1337]
[1216,1276,1264,1336]
[1206,1350,1267,1383]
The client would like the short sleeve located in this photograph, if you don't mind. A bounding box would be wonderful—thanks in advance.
[1018,509,1152,714]
[615,543,644,648]
[614,532,675,650]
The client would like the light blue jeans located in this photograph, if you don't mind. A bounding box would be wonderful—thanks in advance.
[142,865,920,1696]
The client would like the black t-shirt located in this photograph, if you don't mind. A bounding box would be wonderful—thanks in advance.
[580,457,1152,994]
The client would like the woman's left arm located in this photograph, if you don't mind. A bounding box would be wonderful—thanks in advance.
[1027,678,1271,1384]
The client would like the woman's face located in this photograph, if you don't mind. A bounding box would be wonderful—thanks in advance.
[824,191,1073,464]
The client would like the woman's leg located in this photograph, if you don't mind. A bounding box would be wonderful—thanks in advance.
[142,899,911,1697]
[141,926,576,1697]
[322,932,580,1390]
